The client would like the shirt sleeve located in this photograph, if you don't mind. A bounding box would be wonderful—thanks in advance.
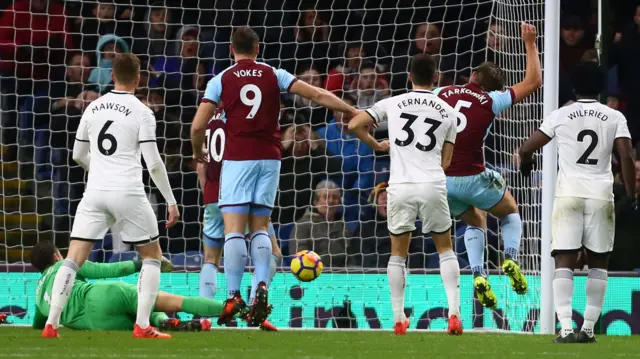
[75,112,89,142]
[275,68,297,92]
[139,110,156,143]
[538,111,558,139]
[615,113,632,139]
[365,101,387,124]
[77,261,136,279]
[445,108,457,144]
[489,89,515,115]
[203,74,223,104]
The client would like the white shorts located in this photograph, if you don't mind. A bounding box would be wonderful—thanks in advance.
[387,182,452,235]
[70,190,159,244]
[551,196,615,254]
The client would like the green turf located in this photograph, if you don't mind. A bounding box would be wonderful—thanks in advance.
[2,327,639,359]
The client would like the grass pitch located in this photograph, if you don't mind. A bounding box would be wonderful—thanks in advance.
[1,327,639,359]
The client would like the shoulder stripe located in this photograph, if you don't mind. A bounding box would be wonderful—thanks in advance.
[365,109,378,123]
[537,129,553,140]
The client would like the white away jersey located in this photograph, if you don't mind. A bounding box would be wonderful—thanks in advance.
[539,99,631,201]
[75,90,156,192]
[366,89,457,184]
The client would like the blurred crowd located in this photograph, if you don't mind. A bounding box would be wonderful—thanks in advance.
[1,0,639,271]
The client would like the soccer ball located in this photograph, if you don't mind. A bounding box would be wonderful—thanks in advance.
[290,250,323,282]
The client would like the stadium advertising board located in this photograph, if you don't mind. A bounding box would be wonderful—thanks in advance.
[1,272,638,335]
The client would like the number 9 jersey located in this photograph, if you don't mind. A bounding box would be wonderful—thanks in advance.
[75,90,157,193]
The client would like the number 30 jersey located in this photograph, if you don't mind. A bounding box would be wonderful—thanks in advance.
[75,90,156,193]
[202,59,297,161]
[366,89,457,184]
[539,100,631,201]
[203,109,226,205]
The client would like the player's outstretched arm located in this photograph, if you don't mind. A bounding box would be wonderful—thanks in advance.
[510,23,542,104]
[518,130,551,176]
[348,111,389,152]
[615,137,636,201]
[290,80,358,116]
[190,102,217,161]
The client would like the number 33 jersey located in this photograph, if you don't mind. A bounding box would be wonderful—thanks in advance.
[75,90,156,193]
[539,99,631,201]
[366,89,458,184]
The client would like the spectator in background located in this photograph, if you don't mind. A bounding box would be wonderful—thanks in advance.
[88,34,130,92]
[610,160,640,271]
[325,42,367,94]
[275,124,342,224]
[292,180,356,268]
[293,8,331,73]
[486,22,504,63]
[153,26,210,89]
[132,2,174,62]
[317,95,374,230]
[294,66,332,128]
[76,2,131,52]
[614,5,640,143]
[42,52,93,116]
[560,14,591,74]
[358,182,425,268]
[350,61,390,108]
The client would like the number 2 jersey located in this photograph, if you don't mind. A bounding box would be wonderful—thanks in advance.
[75,90,156,193]
[366,89,457,184]
[201,59,297,161]
[538,100,631,201]
[434,82,515,176]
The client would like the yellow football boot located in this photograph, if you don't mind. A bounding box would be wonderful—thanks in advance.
[473,275,498,309]
[502,258,528,295]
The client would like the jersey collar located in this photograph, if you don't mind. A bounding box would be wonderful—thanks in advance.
[577,99,597,103]
[412,89,432,93]
[111,90,134,95]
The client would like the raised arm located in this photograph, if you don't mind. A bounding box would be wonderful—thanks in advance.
[289,80,358,116]
[510,23,542,104]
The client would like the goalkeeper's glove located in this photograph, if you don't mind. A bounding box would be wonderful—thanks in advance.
[133,256,174,273]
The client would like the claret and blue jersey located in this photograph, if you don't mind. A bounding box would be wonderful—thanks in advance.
[201,59,297,215]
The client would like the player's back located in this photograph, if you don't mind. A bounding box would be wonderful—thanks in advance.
[436,82,514,176]
[80,91,155,192]
[383,90,457,184]
[540,100,630,201]
[211,60,285,161]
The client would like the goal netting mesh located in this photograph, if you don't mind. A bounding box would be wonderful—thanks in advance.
[0,0,544,332]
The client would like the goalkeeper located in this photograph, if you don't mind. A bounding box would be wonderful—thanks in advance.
[31,241,243,333]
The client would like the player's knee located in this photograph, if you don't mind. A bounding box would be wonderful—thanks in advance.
[389,231,412,256]
[67,239,95,265]
[492,192,519,218]
[203,246,222,265]
[432,232,453,254]
[461,207,486,228]
[222,210,249,234]
[136,240,162,260]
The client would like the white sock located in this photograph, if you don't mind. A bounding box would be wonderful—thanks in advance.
[136,259,161,329]
[387,256,407,323]
[46,259,79,328]
[582,268,607,337]
[439,250,460,317]
[553,268,574,337]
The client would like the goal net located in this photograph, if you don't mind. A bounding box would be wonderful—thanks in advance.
[0,0,544,332]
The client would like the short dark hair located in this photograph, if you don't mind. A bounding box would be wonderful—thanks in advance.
[410,53,437,86]
[231,27,259,55]
[474,62,505,91]
[112,53,140,85]
[31,241,57,272]
[571,61,605,97]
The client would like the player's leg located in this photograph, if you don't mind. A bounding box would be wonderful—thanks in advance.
[44,192,111,337]
[115,193,170,338]
[577,199,614,343]
[200,203,224,299]
[550,197,585,343]
[248,222,281,304]
[385,184,414,335]
[422,182,462,335]
[220,160,256,300]
[245,160,280,326]
[477,169,527,294]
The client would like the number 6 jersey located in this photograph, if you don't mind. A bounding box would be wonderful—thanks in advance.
[75,90,156,193]
[538,99,631,201]
[366,89,458,184]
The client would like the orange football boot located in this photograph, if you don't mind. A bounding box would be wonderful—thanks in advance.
[447,315,463,336]
[41,324,59,338]
[133,324,172,339]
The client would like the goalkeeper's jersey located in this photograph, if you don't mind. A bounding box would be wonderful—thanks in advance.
[34,260,137,327]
